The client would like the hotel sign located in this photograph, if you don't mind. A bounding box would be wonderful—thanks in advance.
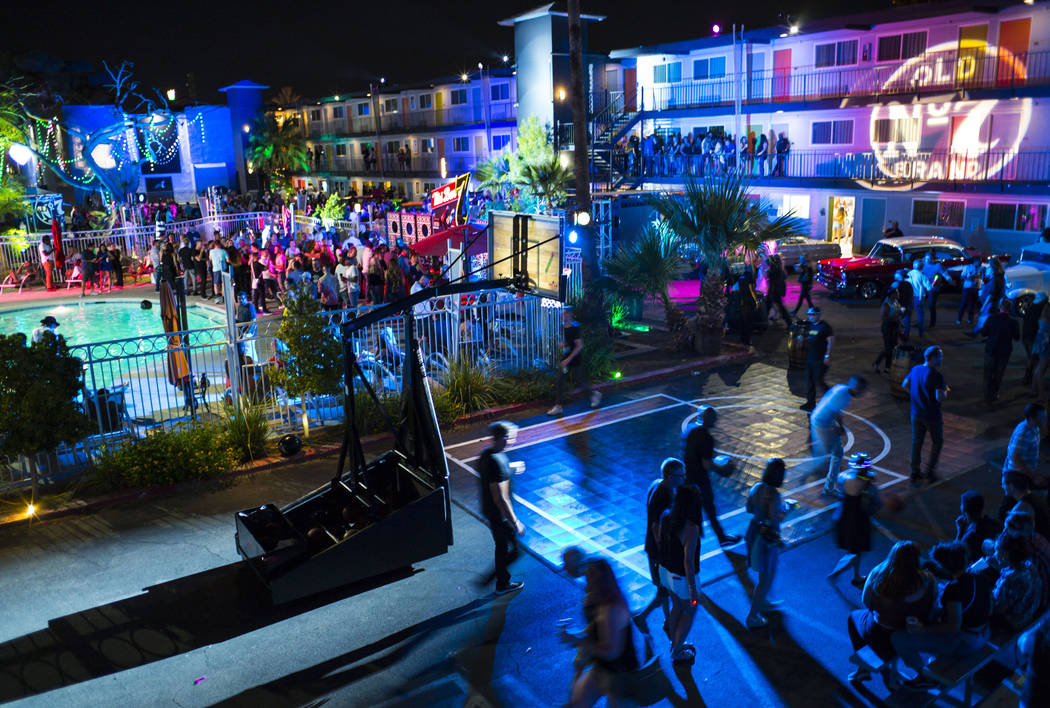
[859,42,1032,190]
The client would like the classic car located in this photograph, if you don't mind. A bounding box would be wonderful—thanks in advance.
[816,236,983,300]
[1001,242,1050,308]
[763,237,843,271]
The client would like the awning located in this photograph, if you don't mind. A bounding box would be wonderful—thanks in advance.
[410,224,487,258]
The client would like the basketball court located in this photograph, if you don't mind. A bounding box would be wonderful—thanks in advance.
[446,364,913,608]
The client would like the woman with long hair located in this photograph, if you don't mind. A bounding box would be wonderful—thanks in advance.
[658,484,704,662]
[559,558,637,708]
[828,453,880,589]
[745,458,788,628]
[846,540,936,684]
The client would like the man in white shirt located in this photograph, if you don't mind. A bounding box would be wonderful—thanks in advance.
[39,236,56,291]
[906,260,932,338]
[31,315,60,344]
[208,241,229,303]
[813,375,868,497]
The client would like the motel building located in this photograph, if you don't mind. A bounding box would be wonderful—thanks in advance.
[554,0,1050,260]
[275,70,518,202]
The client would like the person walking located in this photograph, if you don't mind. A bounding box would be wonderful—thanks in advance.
[765,254,791,325]
[980,298,1020,405]
[956,257,981,326]
[1022,293,1047,386]
[906,260,932,339]
[657,484,704,663]
[902,346,948,486]
[477,421,525,595]
[745,458,789,628]
[548,306,601,416]
[791,257,815,316]
[874,287,904,372]
[634,458,686,635]
[972,258,1005,336]
[683,406,741,547]
[736,271,759,350]
[828,453,880,589]
[921,251,951,330]
[800,307,834,411]
[813,375,868,498]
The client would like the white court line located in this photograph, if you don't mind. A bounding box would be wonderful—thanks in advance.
[444,393,678,450]
[446,452,651,579]
[459,400,692,463]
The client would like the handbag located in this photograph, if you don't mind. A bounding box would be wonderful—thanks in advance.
[623,630,667,705]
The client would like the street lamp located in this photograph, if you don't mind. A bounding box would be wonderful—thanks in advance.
[166,88,176,101]
[7,143,32,166]
[502,55,510,64]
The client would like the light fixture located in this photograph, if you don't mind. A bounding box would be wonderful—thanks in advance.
[25,503,35,517]
[556,87,567,101]
[242,124,250,133]
[166,88,176,101]
[1024,0,1034,4]
[559,152,570,168]
[461,73,469,82]
[575,210,591,226]
[477,62,483,70]
[502,55,510,63]
[334,95,340,100]
[789,24,799,34]
[779,32,788,38]
[440,156,447,179]
[380,77,386,84]
[712,24,721,35]
[7,143,32,166]
[568,229,579,244]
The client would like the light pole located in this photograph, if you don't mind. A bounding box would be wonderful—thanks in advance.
[369,78,386,183]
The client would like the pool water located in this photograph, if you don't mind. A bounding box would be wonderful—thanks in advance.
[0,301,226,345]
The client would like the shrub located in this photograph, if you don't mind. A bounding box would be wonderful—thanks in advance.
[566,296,617,382]
[349,391,403,436]
[492,368,557,404]
[223,400,270,462]
[431,391,462,427]
[442,357,497,413]
[93,423,237,490]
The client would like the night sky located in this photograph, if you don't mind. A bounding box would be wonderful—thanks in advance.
[9,0,891,102]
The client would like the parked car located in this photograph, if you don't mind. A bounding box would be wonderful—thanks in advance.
[816,236,988,300]
[1001,242,1050,311]
[763,237,843,271]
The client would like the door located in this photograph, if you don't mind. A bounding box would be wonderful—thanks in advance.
[957,24,988,89]
[997,18,1031,86]
[773,48,792,101]
[624,67,637,110]
[748,51,766,101]
[435,91,444,126]
[860,198,886,251]
[472,87,482,122]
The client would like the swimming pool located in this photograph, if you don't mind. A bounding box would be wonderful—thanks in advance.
[0,301,227,344]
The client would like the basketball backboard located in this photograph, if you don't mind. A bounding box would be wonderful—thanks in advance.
[487,211,563,299]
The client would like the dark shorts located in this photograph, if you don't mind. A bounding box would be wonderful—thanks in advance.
[648,554,661,586]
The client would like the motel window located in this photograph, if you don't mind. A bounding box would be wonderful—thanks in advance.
[913,199,965,228]
[419,93,433,109]
[816,40,858,68]
[877,31,927,62]
[335,144,347,156]
[309,109,322,121]
[385,141,399,153]
[653,62,682,84]
[987,203,1049,232]
[453,137,469,152]
[451,89,468,105]
[419,138,435,153]
[492,134,511,151]
[356,103,370,116]
[873,118,920,143]
[331,106,344,119]
[384,98,398,113]
[692,57,726,80]
[491,83,510,101]
[811,120,853,145]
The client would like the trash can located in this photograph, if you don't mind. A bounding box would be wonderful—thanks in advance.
[787,320,808,369]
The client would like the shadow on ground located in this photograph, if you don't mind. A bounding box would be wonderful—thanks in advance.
[0,560,415,702]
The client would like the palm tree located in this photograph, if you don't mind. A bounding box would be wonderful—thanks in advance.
[247,114,309,192]
[515,155,572,215]
[648,172,806,352]
[269,86,303,108]
[474,152,512,202]
[601,221,691,350]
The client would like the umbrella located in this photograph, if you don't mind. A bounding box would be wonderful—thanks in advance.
[160,282,191,387]
[52,215,65,270]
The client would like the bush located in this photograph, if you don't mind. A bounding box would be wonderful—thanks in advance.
[349,391,403,436]
[93,423,237,491]
[431,391,462,427]
[492,368,557,405]
[567,296,617,382]
[223,400,270,462]
[442,357,497,413]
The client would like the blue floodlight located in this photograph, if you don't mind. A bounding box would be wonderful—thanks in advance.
[568,229,579,244]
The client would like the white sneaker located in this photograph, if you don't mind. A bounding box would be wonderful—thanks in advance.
[547,405,563,416]
[590,391,602,408]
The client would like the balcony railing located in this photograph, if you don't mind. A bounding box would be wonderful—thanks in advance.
[302,103,515,138]
[615,148,1050,185]
[640,50,1050,112]
[313,153,479,176]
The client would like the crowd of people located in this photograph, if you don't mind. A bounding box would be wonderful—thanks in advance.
[613,130,792,180]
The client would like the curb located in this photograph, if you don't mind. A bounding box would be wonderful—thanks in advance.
[3,347,754,529]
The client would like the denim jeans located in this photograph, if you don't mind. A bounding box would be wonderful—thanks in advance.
[812,423,844,492]
[911,416,943,479]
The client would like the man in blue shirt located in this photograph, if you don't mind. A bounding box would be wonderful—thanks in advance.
[921,251,951,330]
[980,298,1020,405]
[902,346,949,485]
[956,257,981,325]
